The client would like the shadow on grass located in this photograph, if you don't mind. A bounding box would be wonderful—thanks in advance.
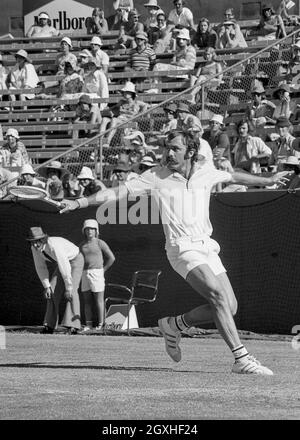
[0,362,211,373]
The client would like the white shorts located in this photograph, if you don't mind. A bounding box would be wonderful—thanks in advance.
[166,237,226,280]
[81,268,105,293]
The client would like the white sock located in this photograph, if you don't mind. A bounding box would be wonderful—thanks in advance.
[232,345,249,361]
[169,314,189,332]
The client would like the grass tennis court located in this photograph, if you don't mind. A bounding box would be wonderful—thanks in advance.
[0,331,299,420]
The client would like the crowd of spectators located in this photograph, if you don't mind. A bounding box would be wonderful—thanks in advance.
[1,1,300,200]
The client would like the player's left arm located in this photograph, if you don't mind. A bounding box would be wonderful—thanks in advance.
[230,170,290,187]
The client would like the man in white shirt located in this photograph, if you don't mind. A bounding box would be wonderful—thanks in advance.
[60,130,288,374]
[27,227,84,334]
[167,0,194,29]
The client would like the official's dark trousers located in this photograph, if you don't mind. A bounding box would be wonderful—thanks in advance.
[43,253,84,330]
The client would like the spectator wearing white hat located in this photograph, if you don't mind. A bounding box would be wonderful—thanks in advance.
[123,129,153,172]
[18,163,45,189]
[26,12,60,38]
[150,27,196,89]
[7,49,39,101]
[90,36,110,76]
[55,37,78,77]
[77,166,106,197]
[100,81,148,147]
[144,0,162,30]
[126,31,156,71]
[167,0,194,29]
[81,58,109,111]
[86,8,108,36]
[202,114,231,164]
[218,19,247,49]
[80,219,115,332]
[138,154,157,173]
[0,128,30,168]
[108,1,134,31]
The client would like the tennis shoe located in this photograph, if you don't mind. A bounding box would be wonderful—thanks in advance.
[158,317,181,362]
[232,355,273,375]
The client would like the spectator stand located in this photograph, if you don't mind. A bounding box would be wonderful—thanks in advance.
[1,26,300,191]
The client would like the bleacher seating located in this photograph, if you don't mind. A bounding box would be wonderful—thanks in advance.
[0,21,299,177]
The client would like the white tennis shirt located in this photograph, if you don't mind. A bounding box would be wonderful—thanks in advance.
[125,164,232,248]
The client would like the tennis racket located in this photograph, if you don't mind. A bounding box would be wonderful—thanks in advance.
[9,186,64,209]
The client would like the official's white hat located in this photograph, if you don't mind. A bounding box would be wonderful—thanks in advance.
[82,219,99,234]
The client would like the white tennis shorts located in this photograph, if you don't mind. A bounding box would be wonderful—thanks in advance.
[81,268,105,292]
[166,237,226,280]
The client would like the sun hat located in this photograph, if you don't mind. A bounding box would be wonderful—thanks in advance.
[121,81,136,95]
[15,49,31,63]
[39,161,70,179]
[78,49,93,58]
[61,36,72,48]
[91,36,103,46]
[275,116,291,127]
[273,83,290,99]
[124,130,145,144]
[6,128,19,139]
[21,164,36,176]
[26,226,48,242]
[210,114,224,125]
[281,156,300,167]
[176,102,191,113]
[140,155,156,167]
[176,28,190,41]
[164,103,177,114]
[77,166,95,180]
[251,83,265,94]
[135,31,148,40]
[79,94,92,105]
[38,12,50,20]
[82,219,99,234]
[144,0,161,8]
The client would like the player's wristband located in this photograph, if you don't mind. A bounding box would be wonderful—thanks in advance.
[76,198,89,209]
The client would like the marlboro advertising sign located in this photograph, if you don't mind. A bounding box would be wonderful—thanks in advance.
[24,0,96,35]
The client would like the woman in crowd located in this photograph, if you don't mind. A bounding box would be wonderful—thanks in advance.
[81,58,109,111]
[257,4,286,40]
[7,50,40,101]
[39,161,70,201]
[0,128,31,170]
[189,47,223,105]
[77,166,106,196]
[232,119,272,173]
[55,37,77,77]
[80,219,115,333]
[58,59,83,99]
[86,8,108,35]
[192,18,218,49]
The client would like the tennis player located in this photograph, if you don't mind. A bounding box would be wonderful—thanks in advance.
[60,130,288,375]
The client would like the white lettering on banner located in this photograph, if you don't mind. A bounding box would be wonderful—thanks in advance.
[24,0,94,35]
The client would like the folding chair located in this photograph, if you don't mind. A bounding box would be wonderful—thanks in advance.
[104,270,162,334]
